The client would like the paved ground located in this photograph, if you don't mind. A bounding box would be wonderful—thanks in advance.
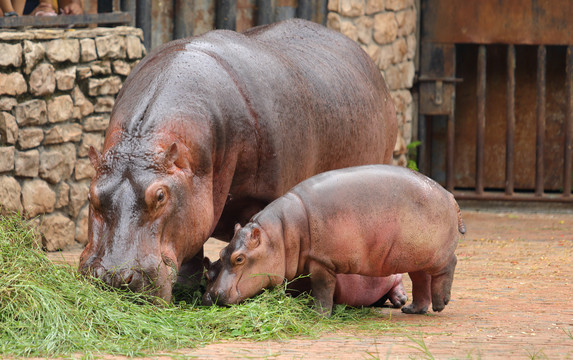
[49,209,573,359]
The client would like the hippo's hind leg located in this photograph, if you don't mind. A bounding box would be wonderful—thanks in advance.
[430,254,457,312]
[401,271,431,314]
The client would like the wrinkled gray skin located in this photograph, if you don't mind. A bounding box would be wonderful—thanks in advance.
[79,19,397,302]
[206,165,466,316]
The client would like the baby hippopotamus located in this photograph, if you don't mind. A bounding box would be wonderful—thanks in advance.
[205,165,466,315]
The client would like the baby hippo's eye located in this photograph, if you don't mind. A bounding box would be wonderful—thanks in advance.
[157,189,165,203]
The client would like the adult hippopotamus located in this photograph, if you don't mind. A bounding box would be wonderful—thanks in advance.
[203,257,408,308]
[205,165,466,315]
[79,19,397,302]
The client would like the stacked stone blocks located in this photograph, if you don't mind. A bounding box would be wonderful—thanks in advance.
[0,27,145,251]
[327,0,416,166]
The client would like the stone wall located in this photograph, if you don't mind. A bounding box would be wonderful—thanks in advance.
[327,0,416,165]
[0,27,145,251]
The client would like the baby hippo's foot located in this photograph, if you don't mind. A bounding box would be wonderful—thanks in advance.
[387,274,408,308]
[401,302,429,314]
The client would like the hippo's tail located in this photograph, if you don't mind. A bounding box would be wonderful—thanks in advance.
[452,196,466,235]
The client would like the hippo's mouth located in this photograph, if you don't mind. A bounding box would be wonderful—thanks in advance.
[161,253,178,286]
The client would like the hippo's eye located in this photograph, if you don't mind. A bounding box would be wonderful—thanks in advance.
[234,255,245,265]
[157,189,165,203]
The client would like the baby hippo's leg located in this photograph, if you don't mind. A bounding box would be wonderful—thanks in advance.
[401,271,431,314]
[387,274,408,308]
[309,262,337,316]
[430,254,457,312]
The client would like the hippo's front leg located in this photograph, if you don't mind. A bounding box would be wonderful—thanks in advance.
[308,262,337,316]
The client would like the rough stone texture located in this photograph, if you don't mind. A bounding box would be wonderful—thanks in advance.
[384,61,415,90]
[45,39,80,63]
[14,99,47,126]
[94,97,114,113]
[39,212,75,251]
[78,132,104,157]
[39,143,76,184]
[83,114,109,132]
[327,0,416,165]
[0,97,17,111]
[69,181,89,218]
[0,145,14,172]
[74,158,95,180]
[366,0,385,14]
[80,38,97,62]
[72,86,94,117]
[112,60,131,76]
[47,95,74,123]
[339,0,365,17]
[0,175,22,213]
[23,40,45,74]
[55,67,76,91]
[373,12,398,44]
[0,111,18,144]
[75,205,89,245]
[0,72,27,96]
[15,149,39,177]
[29,63,56,96]
[91,60,112,76]
[126,35,143,59]
[22,179,55,218]
[0,43,22,67]
[17,127,44,150]
[55,181,70,209]
[96,35,127,59]
[87,76,122,96]
[44,124,83,145]
[0,27,150,247]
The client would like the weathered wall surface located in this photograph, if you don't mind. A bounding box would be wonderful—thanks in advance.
[0,27,145,251]
[327,0,416,166]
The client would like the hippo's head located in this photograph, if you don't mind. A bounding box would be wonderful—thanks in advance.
[203,223,285,305]
[79,137,214,302]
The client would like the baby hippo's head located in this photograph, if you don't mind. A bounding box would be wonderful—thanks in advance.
[202,222,285,306]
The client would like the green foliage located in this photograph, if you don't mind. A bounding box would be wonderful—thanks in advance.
[0,213,394,358]
[407,141,422,171]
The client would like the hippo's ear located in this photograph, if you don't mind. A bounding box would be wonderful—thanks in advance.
[88,146,101,170]
[164,142,179,168]
[234,223,242,234]
[247,227,261,249]
[203,256,212,270]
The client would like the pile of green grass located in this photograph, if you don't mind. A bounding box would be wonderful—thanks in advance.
[0,213,387,358]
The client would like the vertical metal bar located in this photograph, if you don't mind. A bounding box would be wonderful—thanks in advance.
[446,108,455,192]
[476,45,486,195]
[535,45,546,197]
[276,0,296,22]
[120,0,136,27]
[216,0,236,30]
[257,0,274,25]
[564,46,573,197]
[418,114,427,174]
[136,0,152,51]
[174,0,195,39]
[505,44,516,195]
[315,0,328,26]
[296,0,313,20]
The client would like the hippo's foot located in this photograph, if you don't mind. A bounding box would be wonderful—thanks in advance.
[430,255,457,312]
[388,275,408,308]
[401,303,428,314]
[403,271,431,315]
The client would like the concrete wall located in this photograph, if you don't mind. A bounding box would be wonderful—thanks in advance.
[0,27,146,251]
[327,0,416,166]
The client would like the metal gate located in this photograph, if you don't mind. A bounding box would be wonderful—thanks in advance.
[418,0,573,203]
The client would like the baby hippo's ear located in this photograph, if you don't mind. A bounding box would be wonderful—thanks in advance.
[234,223,242,234]
[247,227,261,249]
